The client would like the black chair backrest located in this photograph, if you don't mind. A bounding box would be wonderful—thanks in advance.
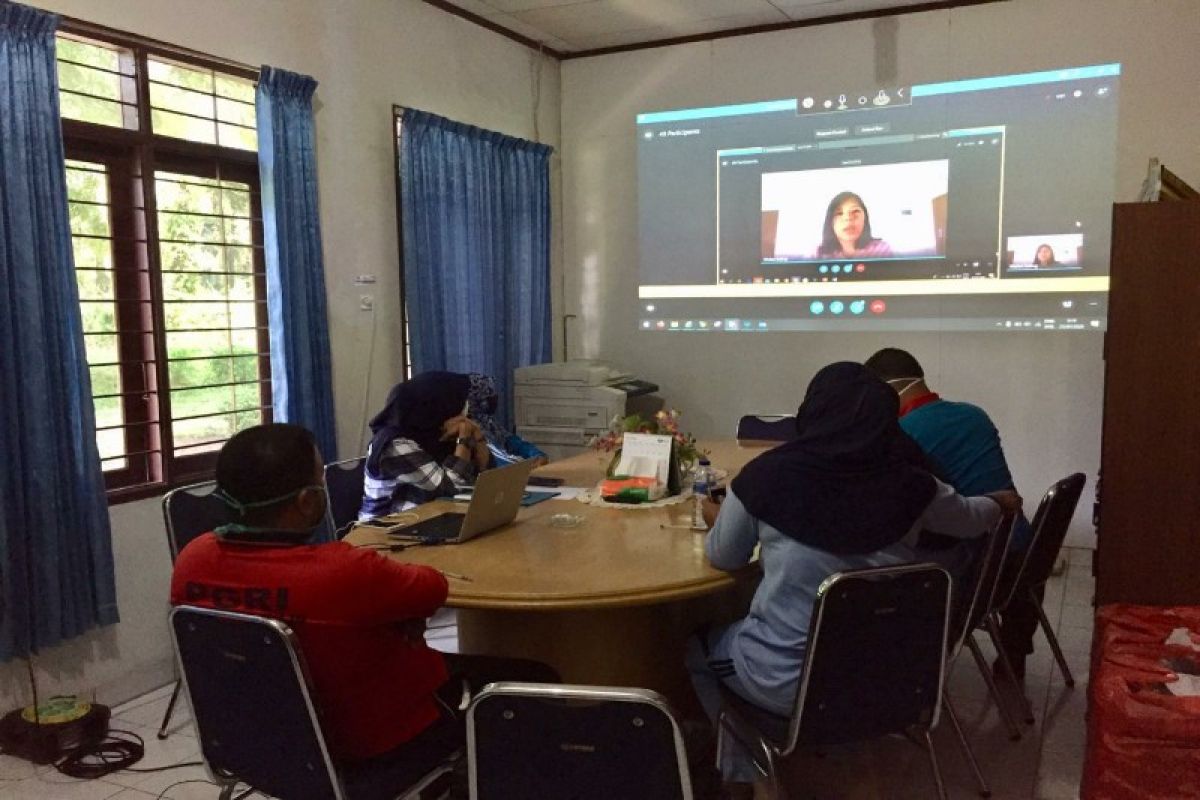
[162,481,236,562]
[735,414,797,442]
[788,563,950,751]
[955,513,1016,644]
[468,683,692,800]
[171,605,344,800]
[1002,473,1086,607]
[324,457,366,536]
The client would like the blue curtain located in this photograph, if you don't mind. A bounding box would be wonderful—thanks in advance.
[0,1,118,661]
[400,109,552,430]
[256,67,337,460]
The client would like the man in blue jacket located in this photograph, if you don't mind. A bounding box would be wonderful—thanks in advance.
[866,348,1038,681]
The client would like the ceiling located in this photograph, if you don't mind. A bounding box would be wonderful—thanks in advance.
[431,0,954,55]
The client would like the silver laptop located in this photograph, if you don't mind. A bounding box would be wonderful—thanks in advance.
[389,458,538,544]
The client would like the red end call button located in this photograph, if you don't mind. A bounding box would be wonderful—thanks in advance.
[869,299,887,314]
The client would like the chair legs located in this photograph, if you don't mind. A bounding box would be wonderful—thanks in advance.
[922,730,949,800]
[966,636,1022,741]
[984,615,1035,724]
[1032,589,1076,688]
[942,693,992,798]
[157,680,183,740]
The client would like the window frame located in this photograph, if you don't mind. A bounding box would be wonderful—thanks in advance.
[60,23,271,504]
[392,106,412,379]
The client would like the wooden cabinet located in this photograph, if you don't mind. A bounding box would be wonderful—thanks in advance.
[1096,200,1200,605]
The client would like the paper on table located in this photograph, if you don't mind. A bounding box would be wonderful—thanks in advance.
[529,485,586,500]
[615,433,673,485]
[1165,627,1200,651]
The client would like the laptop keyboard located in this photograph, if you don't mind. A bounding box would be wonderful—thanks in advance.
[393,512,466,542]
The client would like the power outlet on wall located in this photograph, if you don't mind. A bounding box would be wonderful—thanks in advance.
[359,295,374,311]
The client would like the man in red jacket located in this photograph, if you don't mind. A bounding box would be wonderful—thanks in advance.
[171,423,552,794]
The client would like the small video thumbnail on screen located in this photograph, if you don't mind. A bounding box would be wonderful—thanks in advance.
[1004,233,1084,272]
[761,160,949,262]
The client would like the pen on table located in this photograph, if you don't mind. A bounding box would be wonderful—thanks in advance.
[441,570,473,582]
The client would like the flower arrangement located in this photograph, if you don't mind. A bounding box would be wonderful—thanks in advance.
[591,409,707,473]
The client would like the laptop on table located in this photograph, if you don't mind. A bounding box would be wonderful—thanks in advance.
[388,458,538,544]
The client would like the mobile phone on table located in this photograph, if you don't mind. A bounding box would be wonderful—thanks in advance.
[528,475,565,488]
[708,485,727,503]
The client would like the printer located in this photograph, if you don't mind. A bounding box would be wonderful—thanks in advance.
[514,360,661,461]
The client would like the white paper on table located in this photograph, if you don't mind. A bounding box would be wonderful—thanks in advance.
[529,486,586,500]
[1165,627,1200,652]
[616,433,673,485]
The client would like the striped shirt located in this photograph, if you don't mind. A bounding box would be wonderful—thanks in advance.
[358,437,477,520]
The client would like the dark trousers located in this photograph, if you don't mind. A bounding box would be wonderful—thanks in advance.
[995,553,1045,658]
[340,653,560,800]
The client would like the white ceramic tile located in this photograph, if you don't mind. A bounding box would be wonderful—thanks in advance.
[0,774,127,800]
[483,0,594,12]
[1036,743,1086,800]
[128,765,213,799]
[1066,546,1093,566]
[114,692,190,731]
[1058,603,1094,632]
[0,755,39,784]
[110,684,175,719]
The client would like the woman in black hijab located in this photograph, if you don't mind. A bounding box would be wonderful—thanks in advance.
[685,362,1018,788]
[359,371,491,519]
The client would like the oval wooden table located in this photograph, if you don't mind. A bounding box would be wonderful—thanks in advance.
[345,439,771,713]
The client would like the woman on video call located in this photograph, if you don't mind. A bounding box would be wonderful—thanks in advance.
[815,191,894,258]
[1033,243,1059,268]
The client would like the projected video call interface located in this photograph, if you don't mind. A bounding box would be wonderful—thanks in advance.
[636,64,1120,332]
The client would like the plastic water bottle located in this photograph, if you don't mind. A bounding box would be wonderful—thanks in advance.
[691,458,713,529]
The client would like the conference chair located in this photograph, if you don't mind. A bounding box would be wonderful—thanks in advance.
[939,513,1019,799]
[735,414,797,442]
[325,456,367,538]
[989,474,1087,691]
[158,479,336,739]
[467,682,693,800]
[171,605,456,800]
[716,563,953,800]
[157,481,238,740]
[954,513,1025,743]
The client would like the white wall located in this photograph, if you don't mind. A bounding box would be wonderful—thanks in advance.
[559,0,1200,552]
[1,0,560,711]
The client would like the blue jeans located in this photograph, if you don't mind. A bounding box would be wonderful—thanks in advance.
[685,625,784,783]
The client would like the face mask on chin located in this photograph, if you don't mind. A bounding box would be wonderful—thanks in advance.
[885,377,922,395]
[213,484,329,539]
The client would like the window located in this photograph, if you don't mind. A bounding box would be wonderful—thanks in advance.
[59,28,270,501]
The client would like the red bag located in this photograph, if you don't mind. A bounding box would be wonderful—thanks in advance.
[1082,605,1200,799]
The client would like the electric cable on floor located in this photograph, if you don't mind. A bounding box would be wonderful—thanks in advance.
[52,727,202,780]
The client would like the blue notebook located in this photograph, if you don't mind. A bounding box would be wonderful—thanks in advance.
[453,489,560,506]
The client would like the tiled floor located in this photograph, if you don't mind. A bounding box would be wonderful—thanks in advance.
[0,549,1095,799]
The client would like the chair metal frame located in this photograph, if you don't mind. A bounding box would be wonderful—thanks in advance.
[172,605,453,800]
[466,682,694,800]
[939,513,1019,799]
[954,512,1028,742]
[716,563,953,800]
[158,480,234,740]
[734,414,796,441]
[324,456,367,538]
